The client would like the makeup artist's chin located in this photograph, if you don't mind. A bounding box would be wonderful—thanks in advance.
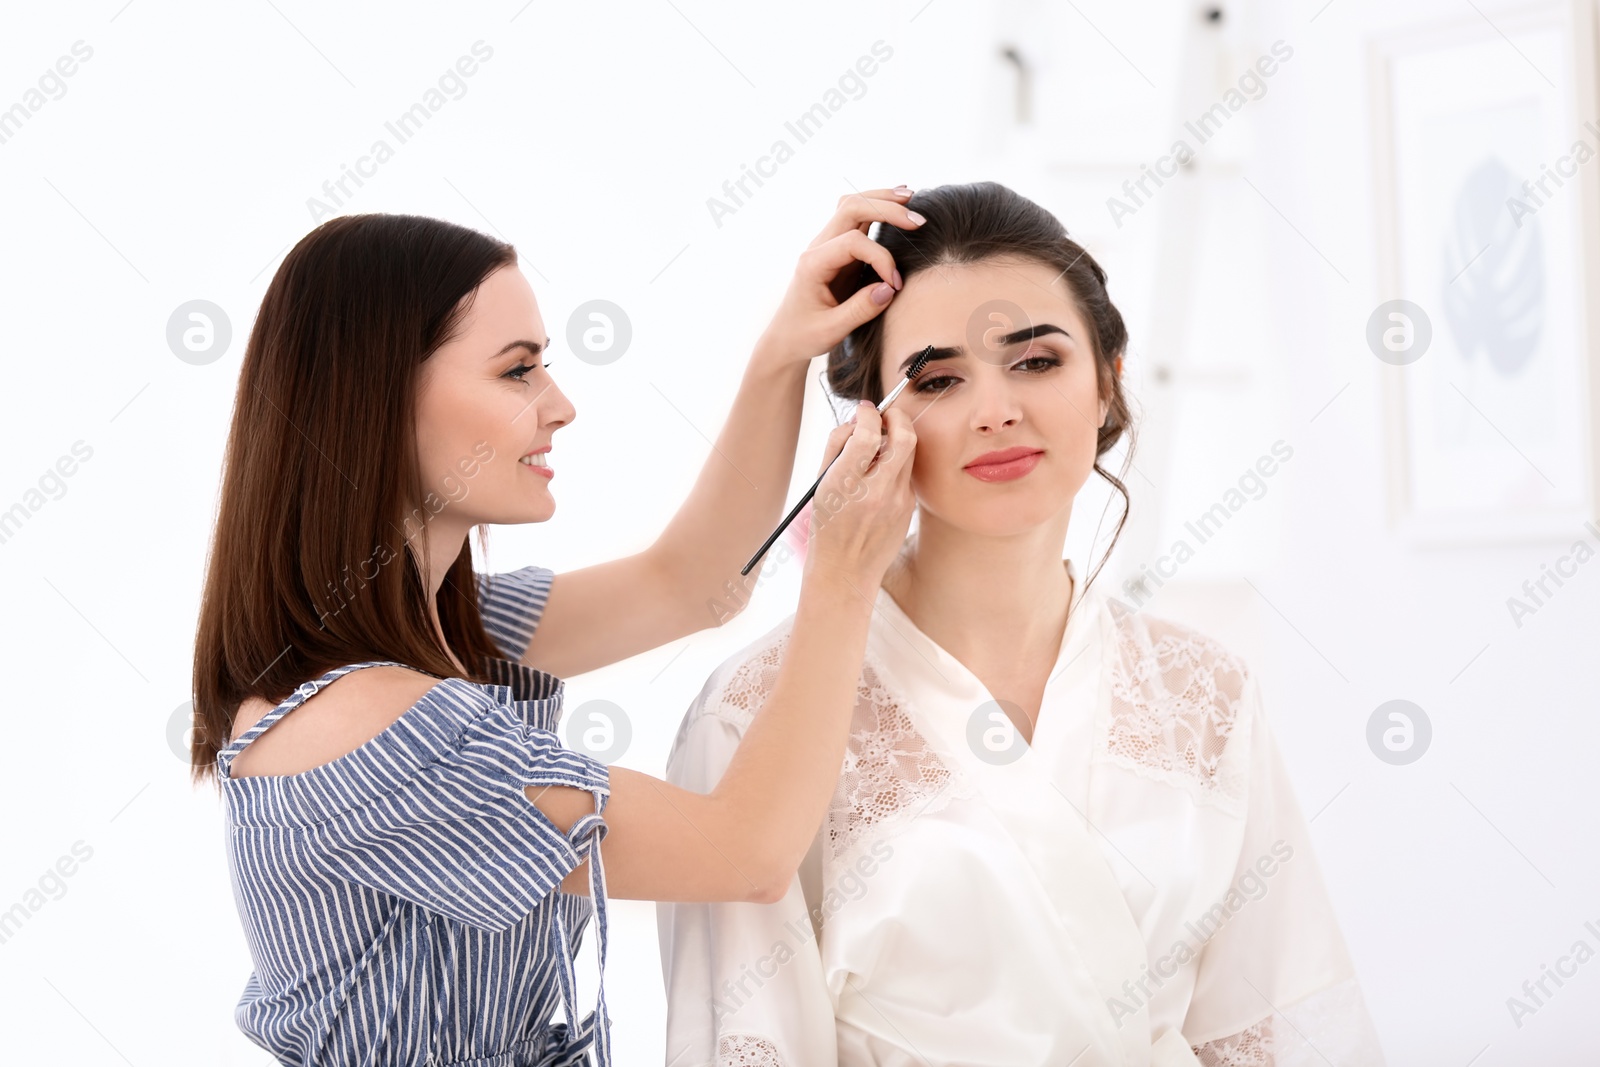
[500,469,557,524]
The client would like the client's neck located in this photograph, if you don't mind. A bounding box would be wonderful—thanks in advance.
[882,511,1075,668]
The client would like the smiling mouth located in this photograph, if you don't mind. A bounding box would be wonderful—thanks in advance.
[519,448,552,478]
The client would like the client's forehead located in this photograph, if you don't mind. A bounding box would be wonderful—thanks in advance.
[886,259,1079,328]
[878,259,1085,377]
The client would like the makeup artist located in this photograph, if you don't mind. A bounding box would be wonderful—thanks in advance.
[189,188,924,1066]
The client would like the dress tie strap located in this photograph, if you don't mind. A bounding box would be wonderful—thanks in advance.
[538,807,611,1067]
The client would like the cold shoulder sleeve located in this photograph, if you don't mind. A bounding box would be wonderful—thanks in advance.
[477,564,557,661]
[304,681,609,934]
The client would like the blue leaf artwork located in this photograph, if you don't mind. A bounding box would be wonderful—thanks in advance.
[1440,156,1544,377]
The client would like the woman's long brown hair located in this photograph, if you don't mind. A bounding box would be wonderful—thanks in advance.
[190,213,518,788]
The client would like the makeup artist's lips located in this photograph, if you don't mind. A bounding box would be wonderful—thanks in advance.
[520,446,553,480]
[964,446,1043,483]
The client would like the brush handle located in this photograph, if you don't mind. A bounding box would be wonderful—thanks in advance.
[739,376,913,577]
[739,460,834,576]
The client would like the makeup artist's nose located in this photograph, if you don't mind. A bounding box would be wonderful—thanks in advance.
[544,380,576,429]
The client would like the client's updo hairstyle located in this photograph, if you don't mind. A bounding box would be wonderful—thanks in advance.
[825,180,1136,587]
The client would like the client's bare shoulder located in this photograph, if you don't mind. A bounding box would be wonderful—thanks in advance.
[228,666,443,778]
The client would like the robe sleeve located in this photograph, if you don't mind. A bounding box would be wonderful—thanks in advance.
[1183,673,1388,1065]
[656,687,838,1067]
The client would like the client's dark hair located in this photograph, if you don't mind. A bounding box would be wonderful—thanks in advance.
[825,180,1135,592]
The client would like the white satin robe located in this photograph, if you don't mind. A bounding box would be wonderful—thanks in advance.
[656,560,1387,1067]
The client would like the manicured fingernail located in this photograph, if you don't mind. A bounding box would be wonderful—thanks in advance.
[906,210,926,225]
[894,185,912,195]
[871,283,894,305]
[891,269,903,290]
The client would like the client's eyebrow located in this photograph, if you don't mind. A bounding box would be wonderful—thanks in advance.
[898,344,960,375]
[997,323,1070,348]
[896,323,1071,374]
[490,337,551,361]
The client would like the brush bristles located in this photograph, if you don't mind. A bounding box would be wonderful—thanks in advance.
[906,345,935,380]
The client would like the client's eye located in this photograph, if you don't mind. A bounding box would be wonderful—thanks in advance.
[910,352,1059,394]
[912,373,959,394]
[1015,354,1061,373]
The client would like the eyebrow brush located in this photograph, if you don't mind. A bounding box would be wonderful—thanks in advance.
[740,345,935,577]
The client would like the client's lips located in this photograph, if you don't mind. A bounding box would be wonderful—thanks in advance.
[964,446,1044,483]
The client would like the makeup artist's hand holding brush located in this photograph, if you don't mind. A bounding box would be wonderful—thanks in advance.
[752,185,925,367]
[800,400,918,589]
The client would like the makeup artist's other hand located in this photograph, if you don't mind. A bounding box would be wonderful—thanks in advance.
[753,186,926,366]
[804,401,917,588]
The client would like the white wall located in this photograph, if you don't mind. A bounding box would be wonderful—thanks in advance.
[1208,4,1600,1065]
[0,1,1592,1064]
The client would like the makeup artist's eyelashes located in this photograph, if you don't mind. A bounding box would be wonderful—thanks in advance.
[504,360,551,383]
[911,353,1062,394]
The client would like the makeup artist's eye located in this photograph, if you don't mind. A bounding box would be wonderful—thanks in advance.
[504,360,551,383]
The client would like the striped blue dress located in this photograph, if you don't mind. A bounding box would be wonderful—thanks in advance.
[214,565,614,1066]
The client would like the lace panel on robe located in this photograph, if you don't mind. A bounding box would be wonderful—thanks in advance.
[825,650,975,862]
[691,625,971,866]
[1192,1017,1272,1066]
[698,629,790,729]
[717,1033,783,1066]
[1188,977,1388,1067]
[1099,608,1252,816]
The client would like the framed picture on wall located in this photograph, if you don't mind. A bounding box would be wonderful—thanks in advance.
[1368,0,1600,546]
